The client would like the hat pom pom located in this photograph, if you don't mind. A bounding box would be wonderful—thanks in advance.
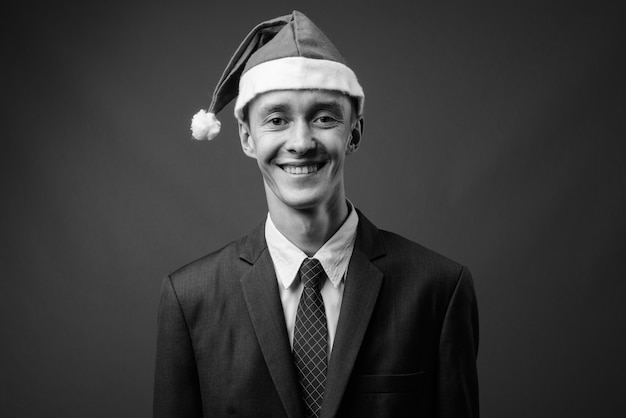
[191,110,222,140]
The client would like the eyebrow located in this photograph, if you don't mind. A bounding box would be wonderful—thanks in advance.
[257,103,290,117]
[308,101,345,116]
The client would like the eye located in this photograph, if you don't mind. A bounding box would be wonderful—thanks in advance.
[314,114,340,127]
[269,117,286,126]
[318,116,336,123]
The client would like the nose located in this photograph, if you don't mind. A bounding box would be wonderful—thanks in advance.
[287,120,316,155]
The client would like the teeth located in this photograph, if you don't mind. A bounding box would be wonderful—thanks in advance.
[283,164,319,174]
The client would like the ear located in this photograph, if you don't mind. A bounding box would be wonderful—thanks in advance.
[346,117,364,154]
[238,121,256,158]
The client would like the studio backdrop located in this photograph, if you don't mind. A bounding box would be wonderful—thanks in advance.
[2,1,625,417]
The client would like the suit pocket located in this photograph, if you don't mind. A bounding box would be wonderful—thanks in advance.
[351,371,426,394]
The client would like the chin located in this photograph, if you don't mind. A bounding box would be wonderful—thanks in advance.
[281,195,324,211]
[275,188,327,211]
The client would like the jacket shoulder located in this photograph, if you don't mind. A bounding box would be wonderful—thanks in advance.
[171,236,246,276]
[373,229,475,318]
[165,233,254,303]
[379,229,463,271]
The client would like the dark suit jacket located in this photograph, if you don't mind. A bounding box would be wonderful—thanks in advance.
[154,211,479,417]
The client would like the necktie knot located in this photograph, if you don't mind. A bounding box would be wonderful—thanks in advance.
[300,258,325,290]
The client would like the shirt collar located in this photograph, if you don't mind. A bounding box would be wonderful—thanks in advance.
[265,200,359,290]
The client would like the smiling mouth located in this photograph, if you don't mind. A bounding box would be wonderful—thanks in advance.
[279,162,326,175]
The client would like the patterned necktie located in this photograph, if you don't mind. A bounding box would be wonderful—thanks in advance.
[293,257,328,418]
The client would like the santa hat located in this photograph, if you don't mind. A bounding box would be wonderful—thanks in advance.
[191,10,365,141]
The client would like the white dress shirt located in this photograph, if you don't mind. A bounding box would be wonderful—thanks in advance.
[265,202,359,357]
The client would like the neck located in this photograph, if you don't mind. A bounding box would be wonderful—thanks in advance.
[268,196,349,257]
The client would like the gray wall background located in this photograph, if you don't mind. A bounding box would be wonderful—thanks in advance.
[3,0,625,416]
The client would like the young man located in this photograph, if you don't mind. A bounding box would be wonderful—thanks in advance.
[154,11,479,418]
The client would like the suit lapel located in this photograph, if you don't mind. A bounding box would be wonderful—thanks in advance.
[239,223,304,418]
[321,212,386,418]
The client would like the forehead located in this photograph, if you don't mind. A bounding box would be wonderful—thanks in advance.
[248,89,352,116]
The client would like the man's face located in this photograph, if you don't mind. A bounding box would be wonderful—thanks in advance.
[239,89,362,213]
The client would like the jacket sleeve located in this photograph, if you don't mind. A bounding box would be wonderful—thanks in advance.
[153,276,203,418]
[437,266,480,417]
